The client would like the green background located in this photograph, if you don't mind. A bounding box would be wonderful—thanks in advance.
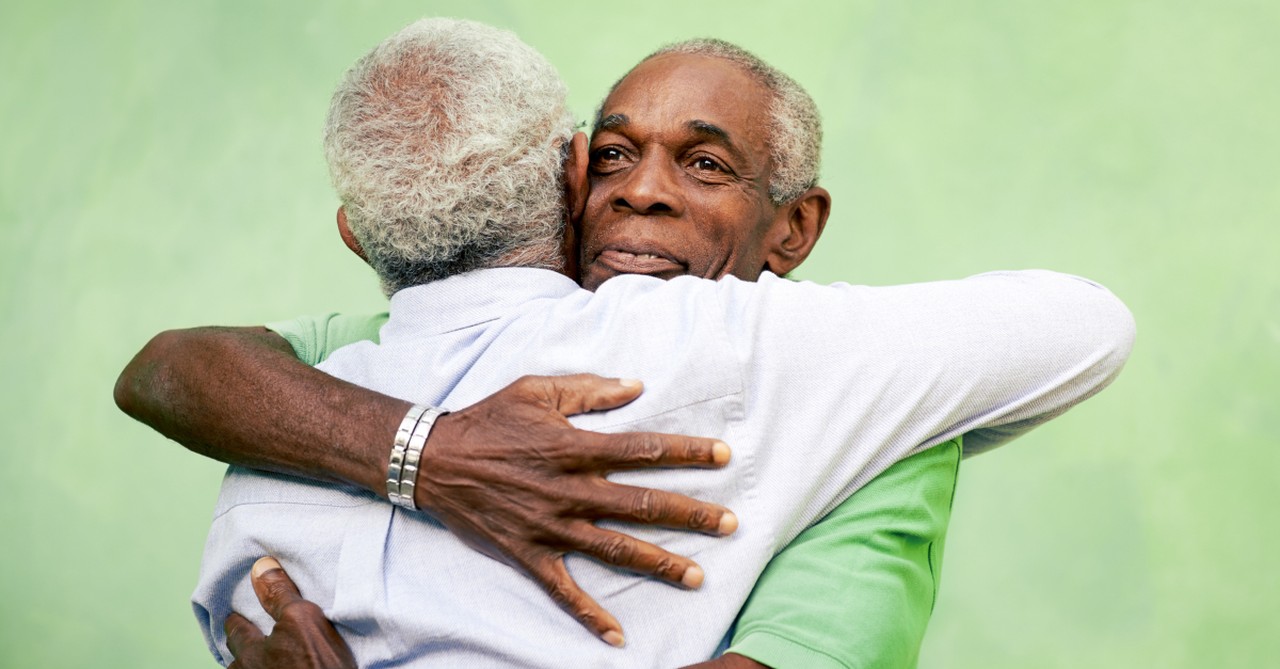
[2,1,1276,666]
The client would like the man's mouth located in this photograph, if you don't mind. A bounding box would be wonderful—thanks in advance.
[594,247,684,275]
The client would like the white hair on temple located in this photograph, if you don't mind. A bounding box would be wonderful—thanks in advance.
[324,18,574,295]
[643,39,822,205]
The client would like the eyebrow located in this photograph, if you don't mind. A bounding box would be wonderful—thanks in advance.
[593,114,746,162]
[687,119,746,161]
[594,113,629,133]
[687,119,730,142]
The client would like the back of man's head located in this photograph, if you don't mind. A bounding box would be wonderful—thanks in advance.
[325,18,574,295]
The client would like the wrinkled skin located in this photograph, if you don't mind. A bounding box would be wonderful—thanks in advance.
[419,374,737,642]
[115,331,738,646]
[580,53,828,292]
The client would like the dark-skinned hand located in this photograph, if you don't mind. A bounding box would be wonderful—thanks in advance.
[418,373,737,647]
[225,557,357,669]
[223,557,766,669]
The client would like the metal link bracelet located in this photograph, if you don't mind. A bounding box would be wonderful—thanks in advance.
[387,404,429,508]
[395,406,448,510]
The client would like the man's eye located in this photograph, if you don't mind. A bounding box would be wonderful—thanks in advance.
[594,148,624,162]
[589,147,629,175]
[692,157,724,172]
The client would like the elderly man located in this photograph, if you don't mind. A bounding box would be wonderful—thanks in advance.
[117,18,1133,669]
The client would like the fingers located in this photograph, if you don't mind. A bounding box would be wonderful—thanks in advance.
[573,482,738,536]
[224,611,263,661]
[514,374,645,415]
[568,524,708,589]
[525,555,626,648]
[249,556,304,622]
[574,431,731,472]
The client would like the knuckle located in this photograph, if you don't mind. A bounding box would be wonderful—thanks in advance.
[224,616,246,638]
[622,434,664,465]
[261,578,295,605]
[545,580,574,608]
[279,599,323,623]
[576,608,598,628]
[593,534,634,564]
[511,375,537,392]
[652,555,677,579]
[685,506,711,531]
[629,489,665,523]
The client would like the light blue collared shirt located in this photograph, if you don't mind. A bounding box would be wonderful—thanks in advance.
[193,268,1133,668]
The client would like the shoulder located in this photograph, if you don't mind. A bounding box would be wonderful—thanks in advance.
[265,312,389,365]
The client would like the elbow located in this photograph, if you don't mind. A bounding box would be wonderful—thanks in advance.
[114,329,185,420]
[112,366,135,416]
[1103,291,1137,367]
[1057,271,1137,367]
[1087,290,1137,389]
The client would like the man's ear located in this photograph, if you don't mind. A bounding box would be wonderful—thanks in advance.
[558,132,590,279]
[763,186,831,276]
[563,132,590,225]
[336,206,370,264]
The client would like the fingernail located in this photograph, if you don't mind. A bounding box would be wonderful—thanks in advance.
[603,630,626,648]
[251,556,282,578]
[682,565,705,589]
[619,378,642,389]
[719,512,739,536]
[712,441,730,465]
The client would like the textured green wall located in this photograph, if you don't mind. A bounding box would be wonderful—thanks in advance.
[2,1,1276,666]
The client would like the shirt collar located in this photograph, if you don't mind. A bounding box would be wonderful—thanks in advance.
[382,267,581,339]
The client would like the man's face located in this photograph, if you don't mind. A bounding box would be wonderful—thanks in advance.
[578,54,785,291]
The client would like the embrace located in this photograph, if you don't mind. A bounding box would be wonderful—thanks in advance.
[116,17,1134,669]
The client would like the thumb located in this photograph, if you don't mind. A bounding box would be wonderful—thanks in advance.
[250,556,304,622]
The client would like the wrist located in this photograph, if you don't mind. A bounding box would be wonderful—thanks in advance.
[386,404,447,510]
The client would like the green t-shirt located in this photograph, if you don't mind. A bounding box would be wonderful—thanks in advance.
[268,313,960,669]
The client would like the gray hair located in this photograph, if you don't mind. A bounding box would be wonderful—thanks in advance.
[610,39,822,205]
[324,18,574,295]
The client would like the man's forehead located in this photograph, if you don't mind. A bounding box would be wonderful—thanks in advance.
[596,53,770,147]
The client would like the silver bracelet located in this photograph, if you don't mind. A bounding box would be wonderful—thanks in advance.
[387,404,429,507]
[395,406,448,510]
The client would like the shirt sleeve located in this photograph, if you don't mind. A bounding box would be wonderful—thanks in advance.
[265,312,389,366]
[727,439,961,669]
[717,270,1136,460]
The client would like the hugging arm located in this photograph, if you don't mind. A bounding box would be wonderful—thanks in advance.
[221,443,963,669]
[114,323,735,643]
[204,309,970,669]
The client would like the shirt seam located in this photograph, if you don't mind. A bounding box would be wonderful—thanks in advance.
[211,498,377,521]
[731,628,851,669]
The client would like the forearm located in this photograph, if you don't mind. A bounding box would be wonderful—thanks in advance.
[119,329,736,645]
[114,326,407,494]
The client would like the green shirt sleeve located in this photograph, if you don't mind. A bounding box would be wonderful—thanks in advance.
[727,439,962,669]
[265,312,389,365]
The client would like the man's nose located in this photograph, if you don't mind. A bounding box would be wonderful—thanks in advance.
[611,156,683,216]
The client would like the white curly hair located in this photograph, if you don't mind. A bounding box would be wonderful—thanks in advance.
[603,39,822,205]
[324,18,575,295]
